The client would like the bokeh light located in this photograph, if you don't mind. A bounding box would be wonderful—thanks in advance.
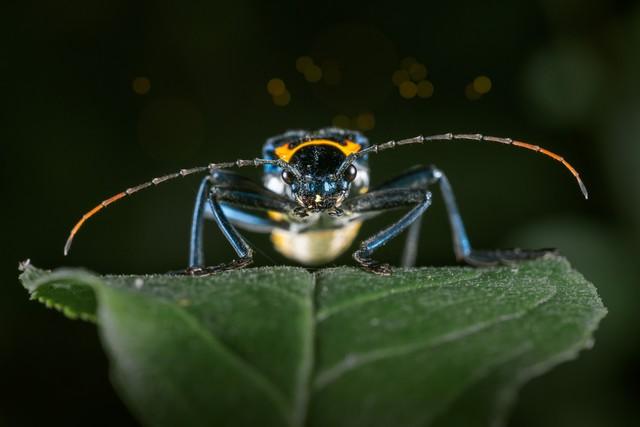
[272,90,291,106]
[332,114,352,129]
[295,56,313,73]
[266,78,286,96]
[408,63,427,81]
[465,83,482,100]
[304,65,323,83]
[266,78,291,106]
[473,75,492,94]
[399,81,418,99]
[417,80,434,98]
[132,77,151,95]
[307,24,397,112]
[355,112,375,131]
[392,69,410,86]
[392,56,430,99]
[296,55,324,83]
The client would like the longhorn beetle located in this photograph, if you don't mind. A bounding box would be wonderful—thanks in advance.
[64,127,587,275]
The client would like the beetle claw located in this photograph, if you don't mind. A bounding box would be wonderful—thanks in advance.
[354,251,393,276]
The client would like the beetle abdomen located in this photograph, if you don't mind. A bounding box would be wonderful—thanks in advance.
[270,221,361,265]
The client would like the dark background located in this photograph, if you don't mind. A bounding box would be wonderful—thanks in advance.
[2,0,639,425]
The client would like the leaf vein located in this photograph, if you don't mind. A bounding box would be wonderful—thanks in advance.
[316,271,484,322]
[313,283,558,390]
[167,303,294,425]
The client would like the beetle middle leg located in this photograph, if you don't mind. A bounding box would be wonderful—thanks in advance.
[184,170,296,276]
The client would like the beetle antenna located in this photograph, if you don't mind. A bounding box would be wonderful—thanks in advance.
[342,133,588,199]
[64,158,293,256]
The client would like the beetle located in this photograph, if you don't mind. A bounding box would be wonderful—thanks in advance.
[64,127,587,275]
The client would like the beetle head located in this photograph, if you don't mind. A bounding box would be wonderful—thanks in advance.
[282,145,358,212]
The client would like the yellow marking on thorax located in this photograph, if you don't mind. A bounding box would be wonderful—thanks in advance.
[274,139,361,163]
[271,221,362,265]
[267,210,286,221]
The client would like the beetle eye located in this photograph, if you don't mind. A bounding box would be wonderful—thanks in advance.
[281,170,293,184]
[344,164,357,182]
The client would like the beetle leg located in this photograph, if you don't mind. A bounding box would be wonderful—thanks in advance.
[372,165,472,262]
[369,164,555,268]
[371,165,434,267]
[421,166,555,266]
[183,171,297,276]
[187,176,211,268]
[400,220,422,268]
[379,165,472,260]
[462,248,558,266]
[343,189,432,275]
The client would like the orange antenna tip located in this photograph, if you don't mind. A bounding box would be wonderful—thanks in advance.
[61,160,278,255]
[362,133,589,201]
[512,140,588,200]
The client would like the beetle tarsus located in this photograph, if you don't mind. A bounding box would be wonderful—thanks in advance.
[462,248,558,267]
[354,251,393,276]
[177,257,253,276]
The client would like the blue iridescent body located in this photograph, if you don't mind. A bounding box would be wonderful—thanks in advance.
[64,127,587,275]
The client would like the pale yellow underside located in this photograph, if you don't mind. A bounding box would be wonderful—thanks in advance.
[270,221,362,265]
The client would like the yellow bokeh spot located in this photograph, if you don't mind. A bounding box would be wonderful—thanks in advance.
[399,81,418,99]
[273,90,291,106]
[355,112,375,131]
[417,80,434,98]
[408,63,427,81]
[400,56,417,70]
[332,114,351,129]
[132,77,151,95]
[465,83,482,100]
[266,78,286,96]
[304,65,323,83]
[296,56,314,73]
[473,75,492,94]
[392,69,410,86]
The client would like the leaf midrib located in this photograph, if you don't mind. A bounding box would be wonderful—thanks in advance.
[290,271,316,427]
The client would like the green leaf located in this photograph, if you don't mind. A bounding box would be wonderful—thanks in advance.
[19,256,605,427]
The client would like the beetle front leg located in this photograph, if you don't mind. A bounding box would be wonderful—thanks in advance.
[343,189,432,275]
[184,190,255,275]
[183,171,297,276]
